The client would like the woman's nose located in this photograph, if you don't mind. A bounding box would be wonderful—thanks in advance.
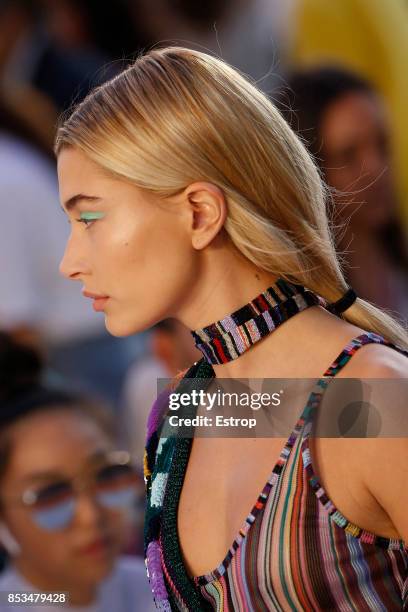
[74,492,105,530]
[59,234,88,280]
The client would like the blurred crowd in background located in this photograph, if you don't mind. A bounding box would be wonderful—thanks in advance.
[0,0,407,608]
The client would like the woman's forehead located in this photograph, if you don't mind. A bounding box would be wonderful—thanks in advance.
[58,148,106,198]
[3,411,113,480]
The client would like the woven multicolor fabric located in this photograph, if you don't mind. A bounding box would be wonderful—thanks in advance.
[191,279,327,365]
[144,326,408,610]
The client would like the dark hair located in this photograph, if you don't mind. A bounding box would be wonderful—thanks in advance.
[59,0,150,61]
[167,0,232,29]
[0,0,38,17]
[278,66,373,162]
[278,66,408,273]
[0,332,117,483]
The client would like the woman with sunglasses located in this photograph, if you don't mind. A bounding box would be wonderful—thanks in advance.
[55,47,408,611]
[0,333,155,611]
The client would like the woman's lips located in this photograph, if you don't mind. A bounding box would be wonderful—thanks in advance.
[92,297,109,312]
[82,290,109,312]
[77,536,111,557]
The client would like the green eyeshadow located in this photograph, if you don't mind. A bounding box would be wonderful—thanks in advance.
[80,212,105,220]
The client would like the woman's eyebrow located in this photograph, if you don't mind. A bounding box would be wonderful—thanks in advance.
[62,194,102,213]
[21,470,65,484]
[21,450,111,484]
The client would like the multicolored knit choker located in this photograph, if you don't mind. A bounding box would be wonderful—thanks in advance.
[191,278,327,365]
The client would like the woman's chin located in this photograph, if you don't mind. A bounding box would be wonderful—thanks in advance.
[103,314,146,337]
[73,554,115,584]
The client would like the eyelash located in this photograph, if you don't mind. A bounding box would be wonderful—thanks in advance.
[76,218,95,229]
[75,212,105,228]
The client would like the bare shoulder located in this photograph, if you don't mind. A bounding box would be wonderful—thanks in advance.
[337,335,408,379]
[300,309,408,379]
[336,331,408,542]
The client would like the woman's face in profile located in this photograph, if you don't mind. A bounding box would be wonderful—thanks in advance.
[57,148,196,337]
[0,410,135,586]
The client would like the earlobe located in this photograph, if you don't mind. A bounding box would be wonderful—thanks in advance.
[186,182,227,250]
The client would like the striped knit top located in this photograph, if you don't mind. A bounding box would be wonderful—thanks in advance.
[144,332,408,611]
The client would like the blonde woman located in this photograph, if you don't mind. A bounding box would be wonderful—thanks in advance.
[55,48,408,611]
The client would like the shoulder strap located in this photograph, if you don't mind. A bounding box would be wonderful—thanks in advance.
[322,331,408,378]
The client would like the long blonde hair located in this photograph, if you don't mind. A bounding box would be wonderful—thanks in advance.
[55,46,408,348]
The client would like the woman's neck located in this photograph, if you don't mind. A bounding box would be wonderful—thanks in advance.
[176,240,363,378]
[12,558,98,606]
[176,241,281,332]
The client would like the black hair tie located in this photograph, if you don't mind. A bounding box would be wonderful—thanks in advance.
[327,288,357,315]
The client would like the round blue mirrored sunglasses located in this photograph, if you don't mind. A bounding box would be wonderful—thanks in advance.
[19,450,141,531]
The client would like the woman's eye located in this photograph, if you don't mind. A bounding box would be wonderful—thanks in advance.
[76,217,94,228]
[76,212,105,228]
[23,482,72,507]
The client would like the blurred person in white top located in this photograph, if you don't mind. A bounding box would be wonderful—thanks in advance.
[0,101,147,406]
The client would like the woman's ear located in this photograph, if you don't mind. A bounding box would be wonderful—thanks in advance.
[0,521,21,556]
[184,182,228,250]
